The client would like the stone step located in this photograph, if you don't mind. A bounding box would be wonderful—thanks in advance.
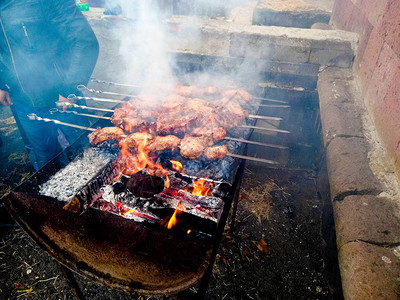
[253,0,333,29]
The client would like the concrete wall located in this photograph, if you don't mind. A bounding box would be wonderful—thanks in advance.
[330,0,400,178]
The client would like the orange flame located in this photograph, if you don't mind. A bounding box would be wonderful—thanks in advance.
[116,132,170,188]
[192,178,213,196]
[170,160,183,173]
[187,229,191,235]
[165,201,186,230]
[164,175,170,189]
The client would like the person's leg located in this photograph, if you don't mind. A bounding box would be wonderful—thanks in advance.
[12,105,60,169]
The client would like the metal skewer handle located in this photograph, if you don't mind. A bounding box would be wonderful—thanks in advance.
[56,102,114,113]
[49,108,111,120]
[27,113,96,132]
[77,84,134,98]
[67,94,127,104]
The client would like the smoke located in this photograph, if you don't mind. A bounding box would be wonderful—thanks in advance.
[105,0,177,95]
[102,0,260,95]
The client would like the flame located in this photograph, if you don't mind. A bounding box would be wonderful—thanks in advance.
[116,132,170,188]
[170,160,183,173]
[192,178,213,196]
[164,175,170,189]
[187,229,191,235]
[164,201,186,230]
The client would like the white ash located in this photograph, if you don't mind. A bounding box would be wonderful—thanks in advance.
[39,147,117,202]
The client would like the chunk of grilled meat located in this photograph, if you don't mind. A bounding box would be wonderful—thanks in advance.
[147,135,181,152]
[88,127,125,145]
[190,126,227,146]
[223,89,253,102]
[161,94,186,110]
[204,145,228,159]
[157,109,200,135]
[179,136,205,159]
[175,84,222,98]
[119,132,154,148]
[111,106,137,127]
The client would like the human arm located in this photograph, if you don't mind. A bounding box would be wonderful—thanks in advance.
[0,89,13,106]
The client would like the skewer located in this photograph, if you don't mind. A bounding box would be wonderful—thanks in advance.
[56,106,286,135]
[241,125,290,134]
[224,137,287,150]
[65,97,282,121]
[253,97,288,104]
[91,78,142,89]
[77,84,134,98]
[27,113,97,132]
[226,153,279,165]
[248,114,281,121]
[27,113,278,164]
[67,94,129,104]
[49,108,111,120]
[256,104,290,108]
[50,109,286,149]
[56,102,114,113]
[89,78,289,104]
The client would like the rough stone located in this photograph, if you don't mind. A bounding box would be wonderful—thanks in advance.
[230,33,311,63]
[311,22,332,30]
[325,136,383,201]
[309,48,354,67]
[339,241,400,300]
[334,195,400,248]
[317,68,364,145]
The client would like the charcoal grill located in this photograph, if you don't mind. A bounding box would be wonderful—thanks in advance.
[2,84,271,296]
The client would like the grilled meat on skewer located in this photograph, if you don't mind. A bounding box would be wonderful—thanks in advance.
[119,132,154,148]
[111,106,137,127]
[204,145,228,159]
[157,109,200,135]
[175,84,222,98]
[223,89,253,102]
[88,127,125,145]
[147,135,181,152]
[179,136,205,159]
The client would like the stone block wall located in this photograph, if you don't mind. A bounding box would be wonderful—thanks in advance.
[330,0,400,179]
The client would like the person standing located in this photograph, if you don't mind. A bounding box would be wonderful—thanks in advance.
[0,0,99,169]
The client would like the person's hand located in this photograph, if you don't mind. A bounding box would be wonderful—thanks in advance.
[0,89,12,106]
[58,94,75,111]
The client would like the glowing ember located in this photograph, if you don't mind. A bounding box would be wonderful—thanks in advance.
[122,208,135,217]
[163,201,187,230]
[191,178,213,196]
[170,160,183,173]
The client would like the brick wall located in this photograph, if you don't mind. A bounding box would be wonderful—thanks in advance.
[330,0,400,178]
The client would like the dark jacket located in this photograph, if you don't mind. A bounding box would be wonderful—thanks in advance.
[0,0,99,108]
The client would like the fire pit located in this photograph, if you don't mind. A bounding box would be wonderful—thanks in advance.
[2,81,283,296]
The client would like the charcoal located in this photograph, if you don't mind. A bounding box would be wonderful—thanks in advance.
[125,172,165,197]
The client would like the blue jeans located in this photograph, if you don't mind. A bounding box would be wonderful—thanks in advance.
[12,103,89,169]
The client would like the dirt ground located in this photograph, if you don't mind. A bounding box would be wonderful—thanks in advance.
[0,109,342,299]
